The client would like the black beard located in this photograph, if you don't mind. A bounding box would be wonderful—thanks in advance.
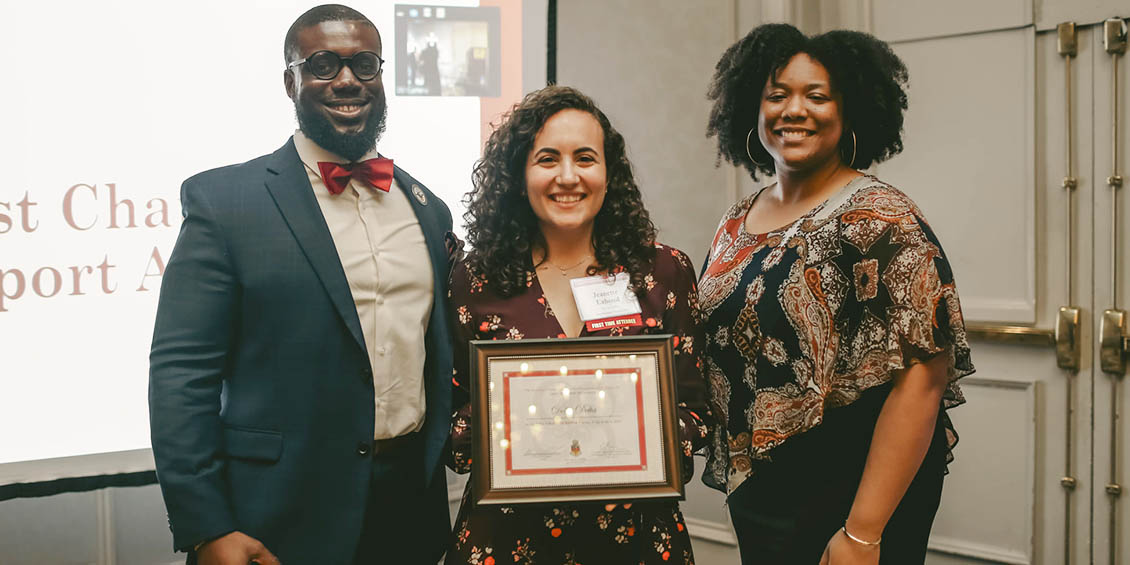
[295,100,387,162]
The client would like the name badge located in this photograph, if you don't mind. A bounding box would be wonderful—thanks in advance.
[569,273,643,332]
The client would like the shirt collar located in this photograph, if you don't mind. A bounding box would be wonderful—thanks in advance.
[293,129,381,173]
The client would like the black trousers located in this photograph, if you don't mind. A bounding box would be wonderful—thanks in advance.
[727,387,947,564]
[184,436,449,565]
[353,436,450,565]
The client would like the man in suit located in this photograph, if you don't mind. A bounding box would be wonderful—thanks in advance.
[149,5,453,563]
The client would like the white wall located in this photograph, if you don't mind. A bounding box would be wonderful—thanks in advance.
[554,0,771,559]
[557,0,744,270]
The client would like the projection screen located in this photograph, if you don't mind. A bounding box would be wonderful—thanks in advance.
[0,0,546,497]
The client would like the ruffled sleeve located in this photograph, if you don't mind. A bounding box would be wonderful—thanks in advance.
[841,211,971,376]
[833,195,973,459]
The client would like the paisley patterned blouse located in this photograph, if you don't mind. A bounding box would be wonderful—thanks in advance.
[446,243,711,565]
[698,175,973,494]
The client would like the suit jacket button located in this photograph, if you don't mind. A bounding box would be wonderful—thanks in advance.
[357,442,371,456]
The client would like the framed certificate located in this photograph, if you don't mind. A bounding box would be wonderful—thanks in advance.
[469,335,683,505]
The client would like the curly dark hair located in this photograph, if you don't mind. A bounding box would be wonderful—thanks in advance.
[706,24,909,180]
[463,85,657,298]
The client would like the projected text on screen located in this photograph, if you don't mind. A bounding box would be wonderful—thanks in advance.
[0,0,534,485]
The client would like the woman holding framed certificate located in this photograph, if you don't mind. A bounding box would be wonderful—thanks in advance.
[444,86,712,565]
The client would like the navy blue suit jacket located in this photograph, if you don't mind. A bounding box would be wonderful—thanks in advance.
[149,138,453,562]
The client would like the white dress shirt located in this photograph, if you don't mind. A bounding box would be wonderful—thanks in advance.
[293,130,433,440]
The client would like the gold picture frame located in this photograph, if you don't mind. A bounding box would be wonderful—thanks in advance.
[470,335,683,505]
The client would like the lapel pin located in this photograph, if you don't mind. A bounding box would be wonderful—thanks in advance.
[411,184,428,205]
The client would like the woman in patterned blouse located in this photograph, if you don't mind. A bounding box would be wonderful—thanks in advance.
[699,24,973,564]
[444,86,713,564]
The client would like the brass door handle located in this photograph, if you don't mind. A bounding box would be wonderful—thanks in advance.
[1056,23,1083,565]
[1101,17,1127,565]
[965,324,1053,345]
[1100,310,1128,373]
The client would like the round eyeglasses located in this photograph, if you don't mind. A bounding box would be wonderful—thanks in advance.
[287,50,384,81]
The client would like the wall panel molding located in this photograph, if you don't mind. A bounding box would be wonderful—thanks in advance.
[872,0,1032,42]
[685,516,737,546]
[96,489,114,565]
[928,534,1031,564]
[960,299,1041,326]
[877,27,1038,326]
[1035,0,1130,31]
[929,377,1038,563]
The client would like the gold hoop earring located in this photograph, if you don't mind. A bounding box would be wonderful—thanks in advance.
[745,128,771,168]
[843,130,857,169]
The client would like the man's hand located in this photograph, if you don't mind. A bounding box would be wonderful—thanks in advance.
[196,531,280,565]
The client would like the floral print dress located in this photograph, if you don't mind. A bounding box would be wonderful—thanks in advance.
[446,244,711,565]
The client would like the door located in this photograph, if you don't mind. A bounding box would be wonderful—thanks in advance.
[877,17,1092,564]
[1091,15,1129,565]
[841,2,1129,563]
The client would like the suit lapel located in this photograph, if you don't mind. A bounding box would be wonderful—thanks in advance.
[262,139,366,353]
[393,167,446,301]
[393,166,454,483]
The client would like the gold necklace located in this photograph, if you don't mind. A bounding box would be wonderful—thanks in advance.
[543,254,592,277]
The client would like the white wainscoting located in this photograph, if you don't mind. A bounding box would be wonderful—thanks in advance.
[872,0,1032,42]
[928,377,1039,564]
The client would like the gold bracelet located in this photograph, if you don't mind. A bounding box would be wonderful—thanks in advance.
[841,525,881,547]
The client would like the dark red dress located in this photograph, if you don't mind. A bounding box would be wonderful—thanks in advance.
[445,244,712,565]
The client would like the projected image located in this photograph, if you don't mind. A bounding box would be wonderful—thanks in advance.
[0,0,532,493]
[394,5,501,97]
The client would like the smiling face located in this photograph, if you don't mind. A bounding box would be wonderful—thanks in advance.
[284,20,386,161]
[525,109,608,240]
[757,52,846,173]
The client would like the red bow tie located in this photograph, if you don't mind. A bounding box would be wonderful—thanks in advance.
[317,158,394,195]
